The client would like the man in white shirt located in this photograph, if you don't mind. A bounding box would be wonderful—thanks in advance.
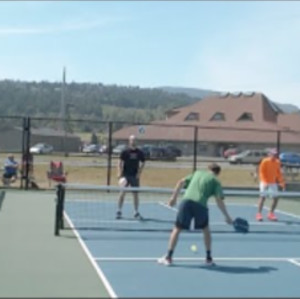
[2,154,19,186]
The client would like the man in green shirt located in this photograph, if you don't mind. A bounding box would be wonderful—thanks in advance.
[158,163,233,266]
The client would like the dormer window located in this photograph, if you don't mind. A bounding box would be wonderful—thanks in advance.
[185,112,199,121]
[210,112,225,121]
[237,112,253,121]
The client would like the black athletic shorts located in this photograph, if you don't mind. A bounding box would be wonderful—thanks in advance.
[175,199,208,230]
[124,176,140,187]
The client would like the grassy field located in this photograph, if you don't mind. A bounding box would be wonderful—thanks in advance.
[8,163,260,189]
[1,153,299,190]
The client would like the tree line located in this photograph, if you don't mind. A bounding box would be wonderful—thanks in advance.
[0,80,199,132]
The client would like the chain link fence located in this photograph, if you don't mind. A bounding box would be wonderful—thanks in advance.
[1,116,299,190]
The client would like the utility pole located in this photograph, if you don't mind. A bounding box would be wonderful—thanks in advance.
[60,67,68,156]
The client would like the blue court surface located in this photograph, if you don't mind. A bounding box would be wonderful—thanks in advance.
[64,200,300,298]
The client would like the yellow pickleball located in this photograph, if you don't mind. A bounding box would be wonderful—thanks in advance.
[190,244,198,252]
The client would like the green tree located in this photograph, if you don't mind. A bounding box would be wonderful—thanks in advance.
[90,132,99,145]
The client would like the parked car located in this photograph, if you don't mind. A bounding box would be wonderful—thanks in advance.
[82,144,101,154]
[223,148,240,159]
[141,145,176,161]
[228,149,268,164]
[99,145,112,154]
[164,145,182,157]
[279,152,300,166]
[112,144,128,155]
[30,143,53,154]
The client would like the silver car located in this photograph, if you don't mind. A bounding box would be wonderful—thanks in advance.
[30,143,53,154]
[228,150,268,164]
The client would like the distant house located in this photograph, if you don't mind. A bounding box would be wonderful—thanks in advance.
[112,92,300,156]
[0,126,81,152]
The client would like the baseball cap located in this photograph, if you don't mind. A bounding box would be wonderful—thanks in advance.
[268,148,278,156]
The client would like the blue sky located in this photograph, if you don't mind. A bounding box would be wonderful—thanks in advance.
[1,1,300,106]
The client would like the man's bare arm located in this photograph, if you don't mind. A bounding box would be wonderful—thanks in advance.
[168,178,185,207]
[117,159,123,179]
[215,196,233,224]
[137,161,145,178]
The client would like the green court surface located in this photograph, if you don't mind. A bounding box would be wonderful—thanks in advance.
[0,189,109,298]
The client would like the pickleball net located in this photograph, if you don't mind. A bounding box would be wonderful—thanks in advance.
[54,183,300,236]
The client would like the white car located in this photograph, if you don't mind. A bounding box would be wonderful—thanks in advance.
[30,143,53,154]
[82,144,101,153]
[228,150,268,164]
[112,144,127,155]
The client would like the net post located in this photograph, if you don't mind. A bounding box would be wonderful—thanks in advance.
[55,184,65,236]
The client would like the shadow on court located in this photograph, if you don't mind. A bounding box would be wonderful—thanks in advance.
[173,264,278,274]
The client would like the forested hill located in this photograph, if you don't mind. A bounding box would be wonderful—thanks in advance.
[0,80,201,123]
[2,80,296,129]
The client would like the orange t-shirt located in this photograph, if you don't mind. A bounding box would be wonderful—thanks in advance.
[259,157,285,187]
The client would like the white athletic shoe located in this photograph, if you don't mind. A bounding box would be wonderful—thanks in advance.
[157,255,172,266]
[205,257,216,266]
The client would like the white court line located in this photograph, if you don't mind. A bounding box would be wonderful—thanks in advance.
[288,259,300,268]
[158,201,178,211]
[73,219,142,224]
[265,207,300,221]
[71,218,297,227]
[63,212,117,298]
[94,257,300,262]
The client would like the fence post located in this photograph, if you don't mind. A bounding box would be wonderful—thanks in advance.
[276,131,281,154]
[21,117,26,189]
[106,122,113,186]
[21,117,31,190]
[193,126,198,172]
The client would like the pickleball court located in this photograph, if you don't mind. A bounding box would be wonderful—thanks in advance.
[55,184,300,298]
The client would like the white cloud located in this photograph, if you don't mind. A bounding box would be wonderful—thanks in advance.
[185,7,300,106]
[0,17,125,36]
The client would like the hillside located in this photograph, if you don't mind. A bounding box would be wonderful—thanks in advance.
[0,80,200,131]
[1,80,298,134]
[159,86,219,99]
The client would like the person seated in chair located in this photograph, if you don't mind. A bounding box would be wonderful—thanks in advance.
[2,154,19,186]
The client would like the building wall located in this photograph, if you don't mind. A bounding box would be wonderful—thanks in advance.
[30,135,81,152]
[0,129,23,152]
[0,128,81,153]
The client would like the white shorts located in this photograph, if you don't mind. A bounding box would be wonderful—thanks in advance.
[259,183,278,198]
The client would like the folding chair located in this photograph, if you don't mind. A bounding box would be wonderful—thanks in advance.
[47,161,67,187]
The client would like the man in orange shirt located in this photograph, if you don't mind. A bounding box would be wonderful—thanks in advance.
[256,149,285,221]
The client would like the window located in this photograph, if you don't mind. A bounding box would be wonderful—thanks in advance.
[237,112,253,121]
[244,92,255,97]
[210,112,225,121]
[184,112,199,121]
[219,92,230,98]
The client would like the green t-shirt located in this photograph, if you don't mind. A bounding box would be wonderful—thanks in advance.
[183,170,224,207]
